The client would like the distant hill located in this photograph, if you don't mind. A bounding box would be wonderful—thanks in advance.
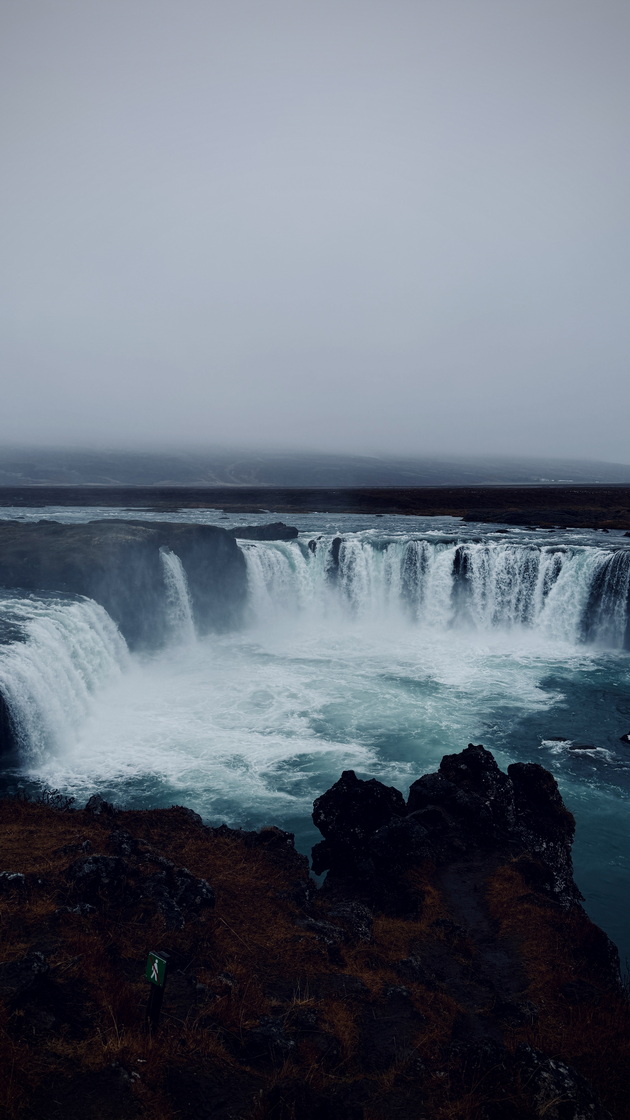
[1,448,630,487]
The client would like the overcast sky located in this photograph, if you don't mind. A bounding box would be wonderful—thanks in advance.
[1,0,629,460]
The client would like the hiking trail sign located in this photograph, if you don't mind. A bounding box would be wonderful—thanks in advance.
[145,951,167,988]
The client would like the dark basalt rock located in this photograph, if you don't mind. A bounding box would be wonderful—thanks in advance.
[408,743,518,842]
[141,862,215,930]
[442,1040,614,1120]
[313,769,406,849]
[313,744,583,912]
[64,845,215,929]
[239,1014,297,1066]
[326,536,343,580]
[508,760,579,904]
[0,870,27,891]
[312,770,412,910]
[85,793,117,817]
[0,759,625,1120]
[326,899,373,942]
[66,854,128,904]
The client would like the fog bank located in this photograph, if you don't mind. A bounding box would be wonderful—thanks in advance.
[1,1,629,459]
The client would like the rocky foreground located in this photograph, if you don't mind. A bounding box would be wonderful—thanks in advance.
[0,745,628,1120]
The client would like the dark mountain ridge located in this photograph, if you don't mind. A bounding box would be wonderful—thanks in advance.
[2,448,630,488]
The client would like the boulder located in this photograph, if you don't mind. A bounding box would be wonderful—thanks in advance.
[66,855,128,905]
[408,743,517,846]
[141,862,215,930]
[0,870,27,892]
[85,794,117,817]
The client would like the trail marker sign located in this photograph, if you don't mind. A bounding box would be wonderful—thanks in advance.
[145,951,167,988]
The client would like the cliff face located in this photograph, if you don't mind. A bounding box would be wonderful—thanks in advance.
[0,520,248,649]
[0,746,627,1120]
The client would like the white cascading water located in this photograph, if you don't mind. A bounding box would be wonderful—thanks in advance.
[243,537,630,648]
[0,594,128,763]
[159,547,196,644]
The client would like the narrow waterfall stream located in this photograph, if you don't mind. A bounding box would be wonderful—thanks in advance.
[159,547,197,644]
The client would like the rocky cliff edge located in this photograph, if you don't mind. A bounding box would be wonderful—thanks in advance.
[0,745,628,1120]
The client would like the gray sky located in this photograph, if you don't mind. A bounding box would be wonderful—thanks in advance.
[1,0,629,460]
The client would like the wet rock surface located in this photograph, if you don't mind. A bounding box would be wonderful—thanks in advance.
[0,750,628,1119]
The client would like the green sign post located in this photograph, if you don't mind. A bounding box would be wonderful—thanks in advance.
[145,950,169,1031]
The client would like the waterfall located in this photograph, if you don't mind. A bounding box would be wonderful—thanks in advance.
[159,548,196,644]
[0,593,128,762]
[243,537,630,649]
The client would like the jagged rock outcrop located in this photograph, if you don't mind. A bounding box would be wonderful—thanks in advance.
[313,744,584,912]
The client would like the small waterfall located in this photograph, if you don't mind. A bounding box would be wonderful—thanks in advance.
[243,536,630,649]
[0,593,128,762]
[159,548,196,643]
[583,551,630,647]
